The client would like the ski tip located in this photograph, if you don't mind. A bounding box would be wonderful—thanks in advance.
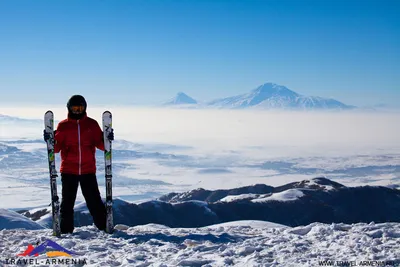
[45,110,53,114]
[102,111,112,118]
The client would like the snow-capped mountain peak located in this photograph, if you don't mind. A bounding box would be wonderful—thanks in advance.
[164,92,198,105]
[161,82,354,110]
[251,83,299,97]
[244,83,300,106]
[207,82,353,110]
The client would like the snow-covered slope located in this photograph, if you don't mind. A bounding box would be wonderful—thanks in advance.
[0,222,399,266]
[160,177,342,203]
[252,189,305,203]
[218,178,342,203]
[207,83,353,110]
[0,209,44,230]
[207,83,299,108]
[293,95,354,110]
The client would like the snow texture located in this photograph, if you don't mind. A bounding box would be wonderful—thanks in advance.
[0,221,399,266]
[251,189,304,203]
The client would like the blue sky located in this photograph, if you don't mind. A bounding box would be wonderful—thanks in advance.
[0,0,399,106]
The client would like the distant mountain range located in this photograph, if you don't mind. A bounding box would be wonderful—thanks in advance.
[0,114,42,123]
[18,177,400,229]
[163,83,355,110]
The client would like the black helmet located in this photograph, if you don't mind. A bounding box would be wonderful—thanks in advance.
[67,95,87,119]
[67,95,87,110]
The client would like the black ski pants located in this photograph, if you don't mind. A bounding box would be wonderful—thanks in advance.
[60,173,106,233]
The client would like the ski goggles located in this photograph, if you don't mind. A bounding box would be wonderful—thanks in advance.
[70,105,85,113]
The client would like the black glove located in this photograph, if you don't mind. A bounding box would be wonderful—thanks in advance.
[43,130,55,142]
[105,129,114,141]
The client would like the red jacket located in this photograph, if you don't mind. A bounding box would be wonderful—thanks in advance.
[54,115,104,175]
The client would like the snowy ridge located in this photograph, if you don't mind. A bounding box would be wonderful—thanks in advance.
[219,181,335,203]
[161,177,342,203]
[160,183,275,203]
[219,193,261,203]
[274,177,345,192]
[15,177,400,229]
[251,189,304,203]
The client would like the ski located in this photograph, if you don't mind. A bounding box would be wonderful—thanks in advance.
[102,111,114,233]
[44,110,61,237]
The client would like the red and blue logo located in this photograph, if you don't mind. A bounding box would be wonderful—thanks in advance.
[18,239,77,257]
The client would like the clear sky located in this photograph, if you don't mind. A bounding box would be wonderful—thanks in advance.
[0,0,399,107]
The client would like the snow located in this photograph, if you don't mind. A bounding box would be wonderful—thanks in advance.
[0,221,399,266]
[219,193,260,202]
[219,189,306,203]
[219,188,312,203]
[0,209,44,230]
[206,83,353,110]
[309,180,335,191]
[203,220,288,229]
[252,189,304,202]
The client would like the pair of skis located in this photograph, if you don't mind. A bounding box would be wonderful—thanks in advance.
[44,111,114,236]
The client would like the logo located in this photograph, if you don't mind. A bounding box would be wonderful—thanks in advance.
[17,239,77,257]
[3,239,87,266]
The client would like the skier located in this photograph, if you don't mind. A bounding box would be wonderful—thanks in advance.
[43,95,114,233]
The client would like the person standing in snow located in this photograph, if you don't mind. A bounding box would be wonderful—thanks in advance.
[44,95,114,233]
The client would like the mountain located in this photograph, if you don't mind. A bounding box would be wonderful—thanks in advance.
[0,114,42,123]
[163,92,198,105]
[0,208,44,230]
[19,177,400,228]
[360,103,400,112]
[160,177,345,203]
[207,83,354,110]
